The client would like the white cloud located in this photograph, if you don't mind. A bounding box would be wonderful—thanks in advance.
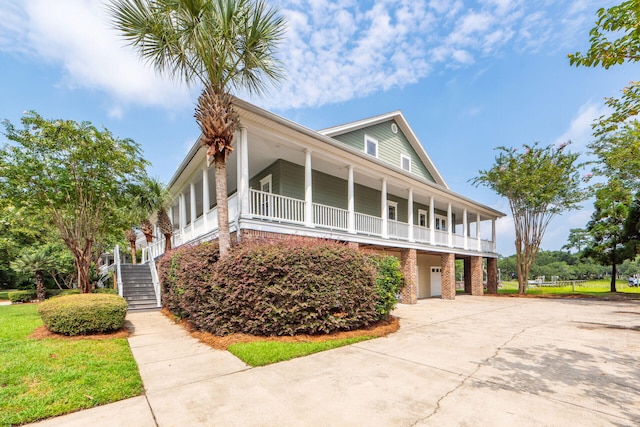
[0,0,608,112]
[554,102,607,150]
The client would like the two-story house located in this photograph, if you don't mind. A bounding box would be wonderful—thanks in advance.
[144,98,505,303]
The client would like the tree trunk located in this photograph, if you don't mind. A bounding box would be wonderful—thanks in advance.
[164,234,172,251]
[35,270,46,302]
[611,261,618,293]
[73,250,92,293]
[215,156,231,257]
[130,241,137,264]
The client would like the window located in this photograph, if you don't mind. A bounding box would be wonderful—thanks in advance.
[418,209,427,227]
[435,214,447,231]
[364,135,378,158]
[259,175,272,193]
[401,154,411,172]
[387,201,398,221]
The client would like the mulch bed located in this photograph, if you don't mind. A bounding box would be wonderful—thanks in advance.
[162,308,400,350]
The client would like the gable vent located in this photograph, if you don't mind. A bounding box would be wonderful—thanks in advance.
[391,123,398,134]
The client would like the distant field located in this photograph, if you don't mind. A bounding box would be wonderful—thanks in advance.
[498,279,640,295]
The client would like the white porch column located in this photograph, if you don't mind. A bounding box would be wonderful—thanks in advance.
[190,182,196,235]
[237,127,249,216]
[305,149,314,227]
[348,165,355,234]
[381,179,388,238]
[477,213,482,251]
[447,202,453,247]
[463,208,468,250]
[429,196,435,244]
[202,168,209,228]
[179,193,186,232]
[408,189,414,242]
[491,219,496,252]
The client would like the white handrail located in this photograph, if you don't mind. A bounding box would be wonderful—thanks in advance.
[313,202,348,230]
[249,189,305,223]
[114,244,123,297]
[148,256,161,307]
[354,212,382,236]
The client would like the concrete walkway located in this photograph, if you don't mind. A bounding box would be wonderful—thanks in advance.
[29,296,640,426]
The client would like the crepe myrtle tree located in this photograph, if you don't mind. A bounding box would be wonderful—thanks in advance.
[0,112,149,293]
[110,0,285,257]
[569,0,640,136]
[472,143,586,294]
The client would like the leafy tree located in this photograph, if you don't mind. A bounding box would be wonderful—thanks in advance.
[569,1,640,136]
[0,112,148,293]
[110,0,285,257]
[473,143,585,293]
[589,121,640,190]
[562,228,590,254]
[583,179,633,292]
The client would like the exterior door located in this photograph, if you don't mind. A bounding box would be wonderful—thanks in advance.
[430,266,442,297]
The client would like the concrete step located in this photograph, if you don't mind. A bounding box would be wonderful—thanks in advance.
[127,301,160,311]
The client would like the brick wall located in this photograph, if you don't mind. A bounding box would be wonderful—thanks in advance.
[441,253,455,300]
[486,257,498,294]
[470,256,483,296]
[401,248,417,304]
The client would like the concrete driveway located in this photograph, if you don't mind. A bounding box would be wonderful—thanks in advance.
[31,296,640,426]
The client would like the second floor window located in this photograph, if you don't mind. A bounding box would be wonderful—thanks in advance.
[365,135,378,157]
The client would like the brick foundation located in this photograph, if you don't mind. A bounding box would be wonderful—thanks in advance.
[470,256,483,296]
[486,257,498,294]
[400,248,417,304]
[441,253,456,300]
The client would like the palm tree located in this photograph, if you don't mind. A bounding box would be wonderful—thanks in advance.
[110,0,285,257]
[157,207,174,252]
[125,228,138,264]
[11,250,53,302]
[134,176,174,254]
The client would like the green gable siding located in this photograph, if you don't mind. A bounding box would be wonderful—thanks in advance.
[387,194,408,223]
[250,161,282,194]
[312,170,348,209]
[331,120,435,183]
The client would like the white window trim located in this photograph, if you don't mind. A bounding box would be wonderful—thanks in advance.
[418,209,428,227]
[364,135,378,158]
[400,154,411,172]
[387,200,398,221]
[259,174,272,193]
[435,213,447,231]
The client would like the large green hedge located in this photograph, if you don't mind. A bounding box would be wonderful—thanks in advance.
[37,294,127,336]
[158,238,388,336]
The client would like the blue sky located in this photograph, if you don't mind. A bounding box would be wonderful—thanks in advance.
[0,0,636,255]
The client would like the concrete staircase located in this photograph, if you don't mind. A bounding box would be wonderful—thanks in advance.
[120,264,159,311]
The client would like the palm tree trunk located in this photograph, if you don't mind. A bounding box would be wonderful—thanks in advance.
[35,271,46,302]
[215,156,231,257]
[130,241,137,264]
[164,234,172,252]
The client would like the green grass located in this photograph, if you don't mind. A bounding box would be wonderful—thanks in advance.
[0,289,17,300]
[228,335,374,367]
[0,304,143,427]
[497,279,640,295]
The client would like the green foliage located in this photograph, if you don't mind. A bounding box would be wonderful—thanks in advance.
[569,1,640,135]
[366,254,405,318]
[0,112,149,292]
[8,290,36,303]
[37,294,127,336]
[473,143,585,293]
[228,336,374,367]
[92,288,117,294]
[0,304,142,426]
[158,238,380,336]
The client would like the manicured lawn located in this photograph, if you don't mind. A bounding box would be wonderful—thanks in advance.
[228,335,374,367]
[0,304,143,427]
[497,279,640,295]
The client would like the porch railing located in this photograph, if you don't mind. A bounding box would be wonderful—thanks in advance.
[355,212,382,236]
[148,255,161,307]
[250,189,305,224]
[414,225,430,244]
[314,203,348,231]
[388,220,409,240]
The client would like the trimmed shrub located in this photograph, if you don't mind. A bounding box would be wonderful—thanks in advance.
[204,238,377,335]
[46,289,81,298]
[366,254,405,318]
[92,288,117,294]
[37,294,127,336]
[157,241,220,319]
[8,290,36,303]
